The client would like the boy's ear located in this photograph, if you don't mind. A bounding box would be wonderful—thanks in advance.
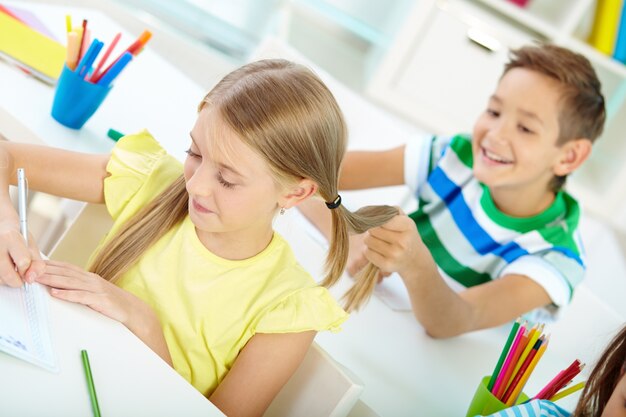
[279,179,318,209]
[553,138,592,177]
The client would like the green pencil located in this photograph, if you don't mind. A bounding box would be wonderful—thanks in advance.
[487,318,521,391]
[81,349,102,417]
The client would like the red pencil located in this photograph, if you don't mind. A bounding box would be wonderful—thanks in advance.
[543,362,584,400]
[76,19,88,64]
[501,338,542,403]
[91,30,151,83]
[534,359,582,399]
[89,32,121,82]
[496,327,530,399]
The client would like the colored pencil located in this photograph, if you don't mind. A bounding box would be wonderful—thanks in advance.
[549,381,585,402]
[66,32,80,70]
[487,318,520,391]
[511,323,542,381]
[96,51,133,86]
[542,363,584,400]
[497,326,530,399]
[503,338,542,405]
[89,32,121,82]
[91,30,151,83]
[508,335,549,405]
[81,350,101,417]
[493,323,528,399]
[76,19,88,64]
[534,359,582,400]
[76,39,103,79]
[65,14,72,33]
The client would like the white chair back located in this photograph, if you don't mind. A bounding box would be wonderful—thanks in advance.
[265,343,364,417]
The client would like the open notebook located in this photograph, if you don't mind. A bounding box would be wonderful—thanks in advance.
[0,282,58,372]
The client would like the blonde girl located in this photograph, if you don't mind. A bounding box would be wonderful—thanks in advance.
[0,59,395,416]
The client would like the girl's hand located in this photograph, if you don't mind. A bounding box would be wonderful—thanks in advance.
[38,260,173,365]
[0,214,44,287]
[36,260,145,325]
[363,213,428,279]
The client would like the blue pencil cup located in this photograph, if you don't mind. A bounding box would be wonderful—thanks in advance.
[51,65,112,129]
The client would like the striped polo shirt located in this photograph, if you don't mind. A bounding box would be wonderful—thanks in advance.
[404,134,586,320]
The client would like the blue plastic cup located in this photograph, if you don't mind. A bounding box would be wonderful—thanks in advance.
[51,65,112,129]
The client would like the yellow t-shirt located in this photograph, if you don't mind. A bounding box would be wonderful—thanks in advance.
[93,131,349,396]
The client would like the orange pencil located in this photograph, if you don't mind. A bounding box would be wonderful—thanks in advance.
[502,337,542,404]
[496,326,530,399]
[508,335,550,405]
[66,32,80,70]
[511,323,542,382]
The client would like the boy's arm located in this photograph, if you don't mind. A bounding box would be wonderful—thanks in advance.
[338,145,406,190]
[365,214,552,338]
[209,331,316,416]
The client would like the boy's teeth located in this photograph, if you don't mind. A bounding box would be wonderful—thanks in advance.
[485,149,511,163]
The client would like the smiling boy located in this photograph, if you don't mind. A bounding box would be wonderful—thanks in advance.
[300,43,606,337]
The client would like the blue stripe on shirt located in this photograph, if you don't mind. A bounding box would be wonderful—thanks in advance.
[428,164,584,266]
[428,166,528,263]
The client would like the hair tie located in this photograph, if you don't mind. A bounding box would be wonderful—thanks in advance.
[325,195,341,209]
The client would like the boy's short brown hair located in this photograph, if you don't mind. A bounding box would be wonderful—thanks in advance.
[503,43,606,190]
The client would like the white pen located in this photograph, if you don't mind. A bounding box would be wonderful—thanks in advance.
[17,168,28,246]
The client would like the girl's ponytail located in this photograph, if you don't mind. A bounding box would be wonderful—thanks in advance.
[318,191,398,311]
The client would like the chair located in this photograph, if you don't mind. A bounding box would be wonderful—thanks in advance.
[47,203,112,266]
[264,343,364,417]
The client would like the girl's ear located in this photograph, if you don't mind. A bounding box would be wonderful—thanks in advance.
[279,179,318,209]
[553,138,592,177]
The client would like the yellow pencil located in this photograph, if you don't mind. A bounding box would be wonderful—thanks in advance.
[506,335,550,406]
[65,15,72,33]
[549,381,585,402]
[511,323,543,382]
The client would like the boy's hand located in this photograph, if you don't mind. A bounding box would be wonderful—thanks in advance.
[347,233,368,277]
[0,216,44,287]
[363,213,427,278]
[347,232,392,282]
[36,260,147,325]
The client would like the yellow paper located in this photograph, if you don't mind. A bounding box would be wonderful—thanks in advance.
[0,12,66,83]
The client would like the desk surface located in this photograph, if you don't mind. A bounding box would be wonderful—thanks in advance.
[0,295,223,416]
[0,2,222,416]
[276,208,625,416]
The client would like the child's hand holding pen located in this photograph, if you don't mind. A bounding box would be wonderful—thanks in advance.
[0,168,44,287]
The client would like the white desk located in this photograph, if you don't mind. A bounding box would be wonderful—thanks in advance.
[275,208,625,416]
[0,3,223,416]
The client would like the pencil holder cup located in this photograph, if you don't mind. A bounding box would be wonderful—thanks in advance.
[466,376,530,416]
[51,65,112,129]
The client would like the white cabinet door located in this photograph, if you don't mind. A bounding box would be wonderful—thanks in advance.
[368,0,534,134]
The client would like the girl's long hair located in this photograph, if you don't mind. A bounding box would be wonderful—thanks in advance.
[571,325,626,417]
[89,59,396,310]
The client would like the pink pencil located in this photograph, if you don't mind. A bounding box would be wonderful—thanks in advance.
[491,321,526,397]
[89,32,121,82]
